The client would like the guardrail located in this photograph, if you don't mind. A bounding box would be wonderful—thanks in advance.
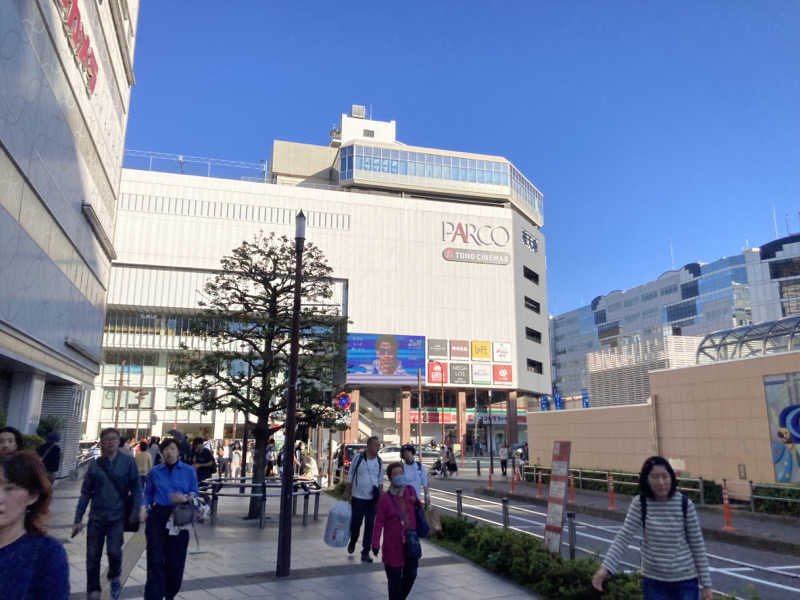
[749,481,800,514]
[198,477,322,529]
[523,465,707,505]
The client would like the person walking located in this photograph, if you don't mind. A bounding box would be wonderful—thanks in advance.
[143,437,199,600]
[400,445,428,506]
[135,440,153,489]
[294,441,305,476]
[118,437,131,456]
[498,443,509,477]
[265,439,276,477]
[37,432,62,482]
[371,461,421,600]
[232,442,243,478]
[0,426,24,458]
[191,437,215,482]
[343,436,383,563]
[0,451,69,599]
[147,437,162,466]
[73,428,143,600]
[592,456,712,599]
[216,446,229,479]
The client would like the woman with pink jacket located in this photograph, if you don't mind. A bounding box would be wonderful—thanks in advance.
[371,461,421,600]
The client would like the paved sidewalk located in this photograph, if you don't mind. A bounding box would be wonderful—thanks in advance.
[50,477,539,600]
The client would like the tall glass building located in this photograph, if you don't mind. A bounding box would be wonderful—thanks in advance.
[550,234,800,401]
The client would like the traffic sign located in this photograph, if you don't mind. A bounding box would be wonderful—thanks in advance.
[336,392,351,410]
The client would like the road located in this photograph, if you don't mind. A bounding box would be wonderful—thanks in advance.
[427,481,800,600]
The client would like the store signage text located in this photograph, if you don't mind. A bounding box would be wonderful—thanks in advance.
[442,248,511,266]
[522,230,539,253]
[442,221,510,247]
[54,0,99,94]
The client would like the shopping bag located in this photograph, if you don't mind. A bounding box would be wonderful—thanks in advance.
[425,507,442,535]
[324,500,352,547]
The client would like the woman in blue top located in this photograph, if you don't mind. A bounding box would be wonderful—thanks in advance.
[143,437,199,600]
[0,451,69,599]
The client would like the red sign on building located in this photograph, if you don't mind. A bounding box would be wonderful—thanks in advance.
[543,441,572,554]
[54,0,100,95]
[493,364,512,384]
[427,362,448,384]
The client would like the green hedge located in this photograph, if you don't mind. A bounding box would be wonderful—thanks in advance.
[522,467,722,505]
[752,484,800,518]
[434,515,642,599]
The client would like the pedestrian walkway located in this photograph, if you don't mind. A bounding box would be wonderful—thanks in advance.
[433,468,800,554]
[49,477,539,599]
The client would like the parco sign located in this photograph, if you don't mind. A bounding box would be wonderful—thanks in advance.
[442,221,510,247]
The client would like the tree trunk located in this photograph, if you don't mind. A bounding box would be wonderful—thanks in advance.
[247,415,268,518]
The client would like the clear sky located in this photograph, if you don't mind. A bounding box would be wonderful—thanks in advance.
[124,1,800,316]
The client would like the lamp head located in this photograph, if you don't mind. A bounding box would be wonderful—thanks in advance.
[295,210,306,239]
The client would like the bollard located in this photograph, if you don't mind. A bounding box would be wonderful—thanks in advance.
[211,485,219,526]
[314,491,320,521]
[292,489,298,516]
[456,489,463,516]
[722,479,734,530]
[749,480,755,513]
[537,471,543,498]
[302,491,310,526]
[488,470,493,490]
[699,477,705,506]
[569,472,575,504]
[608,474,616,510]
[511,462,516,493]
[502,498,509,529]
[477,459,481,477]
[567,512,577,560]
[259,481,267,529]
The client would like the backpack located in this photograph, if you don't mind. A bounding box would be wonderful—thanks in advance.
[641,493,689,539]
[352,452,382,488]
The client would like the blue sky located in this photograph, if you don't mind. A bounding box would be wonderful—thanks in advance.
[124,2,800,316]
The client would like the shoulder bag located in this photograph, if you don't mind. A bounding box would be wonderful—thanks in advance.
[97,458,139,532]
[389,488,422,560]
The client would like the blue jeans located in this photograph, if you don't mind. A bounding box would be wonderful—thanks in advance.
[86,515,124,593]
[642,577,699,600]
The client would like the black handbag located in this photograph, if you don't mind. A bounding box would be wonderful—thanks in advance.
[97,459,139,532]
[172,501,196,527]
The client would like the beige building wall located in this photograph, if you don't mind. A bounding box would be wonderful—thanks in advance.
[528,351,800,495]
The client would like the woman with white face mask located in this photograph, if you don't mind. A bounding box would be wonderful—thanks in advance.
[371,462,421,600]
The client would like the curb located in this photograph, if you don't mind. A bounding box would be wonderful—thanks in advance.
[475,487,800,558]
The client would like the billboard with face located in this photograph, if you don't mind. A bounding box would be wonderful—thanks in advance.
[346,333,426,385]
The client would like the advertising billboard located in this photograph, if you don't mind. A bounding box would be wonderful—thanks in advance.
[471,363,491,385]
[428,339,448,358]
[493,364,512,384]
[450,363,470,385]
[493,342,512,362]
[765,372,800,483]
[471,340,492,361]
[346,333,425,385]
[449,340,469,359]
[428,361,448,384]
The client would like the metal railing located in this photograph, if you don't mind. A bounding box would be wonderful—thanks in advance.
[198,477,322,529]
[523,465,706,504]
[749,481,800,512]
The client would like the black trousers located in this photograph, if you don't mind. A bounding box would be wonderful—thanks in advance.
[145,505,189,600]
[500,459,508,476]
[350,497,377,555]
[385,558,418,600]
[86,515,124,593]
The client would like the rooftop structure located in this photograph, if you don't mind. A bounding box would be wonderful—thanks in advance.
[696,315,800,364]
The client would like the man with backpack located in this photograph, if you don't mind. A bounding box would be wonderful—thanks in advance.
[401,444,428,505]
[343,436,382,563]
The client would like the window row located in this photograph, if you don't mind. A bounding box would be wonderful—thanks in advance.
[525,327,542,343]
[104,312,228,337]
[523,266,540,285]
[524,296,541,313]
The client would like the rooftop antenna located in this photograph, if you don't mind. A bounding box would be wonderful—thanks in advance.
[369,104,373,120]
[669,239,675,270]
[786,213,791,235]
[772,203,779,238]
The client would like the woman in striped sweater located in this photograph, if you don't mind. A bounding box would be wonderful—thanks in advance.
[592,456,712,599]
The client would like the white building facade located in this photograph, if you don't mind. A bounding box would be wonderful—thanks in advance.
[0,0,138,473]
[85,108,551,448]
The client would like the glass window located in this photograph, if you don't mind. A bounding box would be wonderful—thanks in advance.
[363,146,372,157]
[468,168,476,182]
[102,389,117,409]
[443,156,451,166]
[355,156,363,170]
[399,151,407,160]
[166,389,178,409]
[434,165,442,178]
[443,166,450,179]
[364,157,372,171]
[382,158,390,173]
[418,161,425,176]
[398,160,407,175]
[408,152,415,161]
[391,160,398,174]
[391,150,399,160]
[408,161,416,176]
[434,155,442,166]
[425,163,434,177]
[477,170,485,183]
[355,145,363,156]
[461,167,468,180]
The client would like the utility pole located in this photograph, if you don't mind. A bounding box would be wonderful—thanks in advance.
[488,389,494,474]
[114,360,127,428]
[438,362,445,445]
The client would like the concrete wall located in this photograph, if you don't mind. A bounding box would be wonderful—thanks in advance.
[528,351,800,494]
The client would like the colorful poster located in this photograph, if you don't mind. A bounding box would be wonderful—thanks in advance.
[493,364,513,384]
[346,333,426,385]
[765,372,800,483]
[544,441,572,554]
[471,340,491,360]
[428,361,448,384]
[472,363,491,385]
[450,363,470,385]
[449,340,469,359]
[428,339,448,358]
[493,342,512,362]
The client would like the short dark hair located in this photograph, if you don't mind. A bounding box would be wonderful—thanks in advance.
[139,440,148,452]
[375,335,398,354]
[0,426,24,451]
[193,437,205,446]
[639,456,678,499]
[1,451,52,535]
[386,461,404,480]
[401,444,415,455]
[160,437,180,453]
[100,428,120,441]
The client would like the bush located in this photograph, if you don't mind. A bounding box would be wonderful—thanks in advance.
[23,434,45,451]
[434,515,642,599]
[327,480,347,500]
[36,415,64,440]
[753,484,800,518]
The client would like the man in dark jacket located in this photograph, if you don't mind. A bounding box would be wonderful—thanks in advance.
[37,431,62,481]
[73,427,143,600]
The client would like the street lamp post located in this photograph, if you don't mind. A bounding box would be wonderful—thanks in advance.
[276,210,305,578]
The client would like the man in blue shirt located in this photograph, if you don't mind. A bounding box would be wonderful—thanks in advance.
[73,428,143,600]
